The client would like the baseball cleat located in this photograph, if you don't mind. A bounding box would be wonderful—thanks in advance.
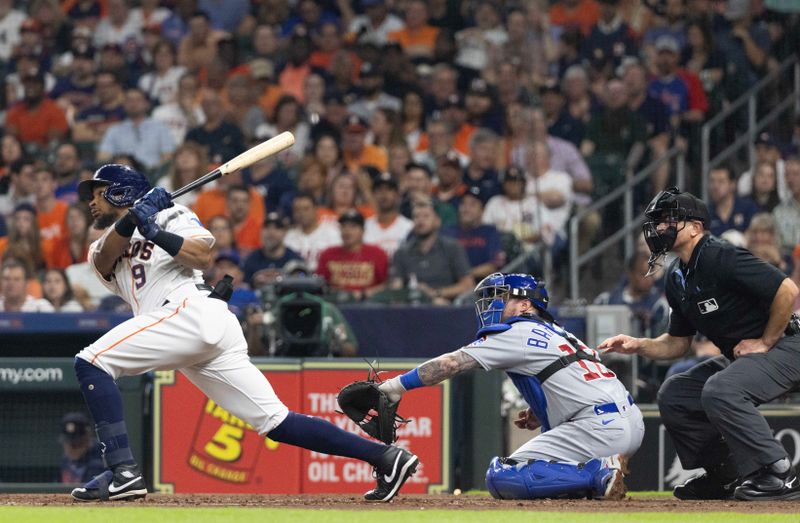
[734,458,800,501]
[673,473,737,500]
[365,446,419,502]
[71,464,147,502]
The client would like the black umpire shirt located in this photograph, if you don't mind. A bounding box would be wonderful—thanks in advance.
[664,234,786,360]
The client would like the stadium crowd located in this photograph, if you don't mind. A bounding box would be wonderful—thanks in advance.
[0,0,797,334]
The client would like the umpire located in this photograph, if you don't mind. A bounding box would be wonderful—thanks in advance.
[599,187,800,501]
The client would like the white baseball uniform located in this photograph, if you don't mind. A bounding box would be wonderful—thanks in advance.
[75,203,289,434]
[460,317,644,463]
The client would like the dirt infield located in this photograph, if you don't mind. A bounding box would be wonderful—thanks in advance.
[1,494,798,512]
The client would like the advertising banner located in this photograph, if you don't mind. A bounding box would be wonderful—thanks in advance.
[153,361,450,494]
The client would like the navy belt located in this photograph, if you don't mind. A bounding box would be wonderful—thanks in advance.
[594,394,634,416]
[162,284,213,306]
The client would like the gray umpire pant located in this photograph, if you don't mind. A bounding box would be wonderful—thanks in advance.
[657,335,800,478]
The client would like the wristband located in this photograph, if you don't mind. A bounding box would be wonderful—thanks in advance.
[399,368,424,391]
[152,229,184,257]
[114,213,137,237]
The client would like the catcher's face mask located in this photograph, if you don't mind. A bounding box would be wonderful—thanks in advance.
[474,273,509,329]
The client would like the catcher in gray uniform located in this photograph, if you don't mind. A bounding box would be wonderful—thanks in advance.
[379,272,644,499]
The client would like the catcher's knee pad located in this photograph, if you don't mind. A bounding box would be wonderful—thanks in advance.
[485,456,612,499]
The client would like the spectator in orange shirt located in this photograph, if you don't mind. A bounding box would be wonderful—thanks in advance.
[33,167,70,269]
[226,185,263,257]
[192,171,265,232]
[342,114,388,174]
[417,94,475,157]
[387,0,439,60]
[5,69,69,148]
[549,0,601,37]
[279,29,313,102]
[309,21,347,72]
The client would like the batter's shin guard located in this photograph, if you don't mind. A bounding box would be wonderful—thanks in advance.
[485,457,614,499]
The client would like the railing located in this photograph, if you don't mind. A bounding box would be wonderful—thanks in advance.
[568,146,686,300]
[700,55,800,200]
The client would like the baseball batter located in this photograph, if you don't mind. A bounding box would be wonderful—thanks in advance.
[379,273,644,499]
[70,164,418,502]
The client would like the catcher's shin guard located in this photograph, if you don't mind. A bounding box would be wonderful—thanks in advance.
[485,457,621,500]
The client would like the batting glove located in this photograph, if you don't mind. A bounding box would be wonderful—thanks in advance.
[135,215,160,240]
[129,187,174,225]
[378,376,406,404]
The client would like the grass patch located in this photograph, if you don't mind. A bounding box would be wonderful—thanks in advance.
[0,507,796,523]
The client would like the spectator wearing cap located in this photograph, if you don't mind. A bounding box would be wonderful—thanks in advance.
[316,210,388,300]
[72,70,127,144]
[341,114,388,174]
[0,2,26,63]
[707,164,759,237]
[549,0,601,37]
[285,192,342,272]
[773,157,800,253]
[738,132,789,201]
[347,62,401,122]
[648,35,690,130]
[97,87,176,174]
[401,162,457,228]
[50,45,98,117]
[580,0,635,68]
[386,0,439,59]
[442,186,505,282]
[715,0,770,99]
[185,89,245,166]
[225,185,262,257]
[278,30,313,103]
[210,248,260,319]
[243,213,303,288]
[93,0,142,50]
[248,58,283,120]
[14,17,45,61]
[59,411,104,484]
[138,39,187,106]
[434,151,469,212]
[454,2,508,73]
[178,10,228,74]
[465,128,501,201]
[642,0,688,56]
[0,258,51,311]
[343,0,405,46]
[364,173,413,258]
[152,72,206,145]
[464,78,504,135]
[32,167,70,270]
[5,69,69,148]
[390,199,473,305]
[484,166,543,247]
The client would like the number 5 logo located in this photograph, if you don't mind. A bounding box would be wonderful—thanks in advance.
[204,424,245,462]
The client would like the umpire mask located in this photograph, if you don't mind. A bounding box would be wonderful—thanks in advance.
[642,187,709,274]
[474,273,508,329]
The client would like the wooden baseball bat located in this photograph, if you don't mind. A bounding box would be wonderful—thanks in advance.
[171,131,295,199]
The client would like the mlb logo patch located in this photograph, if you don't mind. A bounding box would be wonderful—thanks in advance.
[698,298,719,314]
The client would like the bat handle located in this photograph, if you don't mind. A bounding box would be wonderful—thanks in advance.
[170,168,222,200]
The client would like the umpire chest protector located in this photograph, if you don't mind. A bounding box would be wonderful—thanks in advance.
[664,235,787,359]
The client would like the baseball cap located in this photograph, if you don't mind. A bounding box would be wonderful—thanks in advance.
[263,211,288,228]
[359,62,380,78]
[339,209,365,227]
[500,166,526,183]
[461,186,486,205]
[755,131,777,148]
[60,412,91,443]
[215,248,242,267]
[467,78,491,97]
[13,202,37,216]
[655,35,680,54]
[443,93,465,109]
[438,150,461,169]
[249,59,275,80]
[373,172,399,190]
[344,114,369,133]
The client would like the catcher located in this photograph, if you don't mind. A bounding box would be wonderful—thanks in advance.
[341,273,643,499]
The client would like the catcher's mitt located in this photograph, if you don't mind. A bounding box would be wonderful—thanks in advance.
[337,372,407,444]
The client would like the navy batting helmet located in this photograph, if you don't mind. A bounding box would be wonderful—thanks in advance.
[78,164,151,207]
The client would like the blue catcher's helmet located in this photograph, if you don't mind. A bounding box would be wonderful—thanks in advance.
[77,164,151,207]
[474,272,549,330]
